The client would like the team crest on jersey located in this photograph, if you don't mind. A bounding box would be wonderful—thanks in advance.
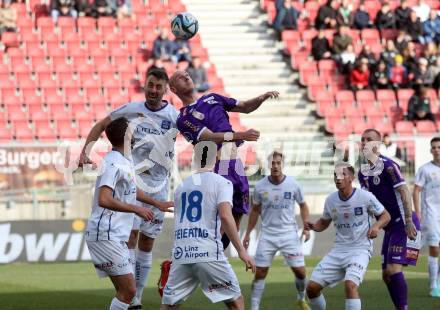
[354,207,363,216]
[262,191,269,202]
[161,120,171,130]
[284,192,291,199]
[192,111,205,120]
[373,176,381,185]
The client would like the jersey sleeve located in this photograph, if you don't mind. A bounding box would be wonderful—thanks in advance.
[385,161,406,188]
[322,197,332,220]
[294,182,305,204]
[109,103,131,120]
[216,178,233,207]
[97,160,121,190]
[358,171,367,189]
[215,94,239,112]
[414,166,426,187]
[177,113,207,144]
[366,192,385,216]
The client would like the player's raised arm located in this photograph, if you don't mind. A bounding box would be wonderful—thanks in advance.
[219,201,256,273]
[99,186,154,221]
[395,184,417,240]
[230,91,279,114]
[136,189,174,213]
[243,203,261,249]
[198,128,260,143]
[79,116,112,166]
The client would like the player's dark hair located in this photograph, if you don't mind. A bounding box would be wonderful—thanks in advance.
[105,117,128,147]
[335,162,355,176]
[193,141,217,169]
[363,128,382,140]
[431,137,440,145]
[268,150,284,163]
[146,68,169,83]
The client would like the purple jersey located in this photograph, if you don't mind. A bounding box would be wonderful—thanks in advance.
[358,155,406,229]
[176,93,242,147]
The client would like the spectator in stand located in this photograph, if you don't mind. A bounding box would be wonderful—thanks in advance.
[273,0,300,40]
[424,42,438,65]
[336,0,353,26]
[413,57,436,87]
[432,57,440,90]
[147,57,165,73]
[339,43,356,73]
[116,0,132,19]
[395,0,411,29]
[91,0,115,17]
[0,0,16,34]
[76,0,91,16]
[50,0,78,23]
[311,28,332,60]
[350,58,370,91]
[332,25,352,55]
[350,2,371,30]
[380,39,398,69]
[375,2,395,30]
[402,41,419,76]
[152,28,175,61]
[358,45,377,69]
[315,0,339,29]
[380,134,402,160]
[176,59,189,71]
[389,54,409,89]
[371,60,390,90]
[406,10,424,43]
[423,10,440,44]
[186,56,211,93]
[173,37,191,63]
[395,30,411,53]
[413,0,430,22]
[407,87,435,122]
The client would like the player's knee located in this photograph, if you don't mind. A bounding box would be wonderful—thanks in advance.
[344,280,358,298]
[127,230,139,248]
[292,267,306,279]
[382,270,390,283]
[117,285,136,304]
[306,281,322,298]
[138,233,154,252]
[255,267,269,280]
[225,295,244,310]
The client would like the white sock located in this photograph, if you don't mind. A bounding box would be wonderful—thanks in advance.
[295,277,307,300]
[428,256,439,289]
[251,279,265,310]
[129,249,136,275]
[135,250,152,301]
[110,297,129,310]
[309,294,326,310]
[345,298,361,310]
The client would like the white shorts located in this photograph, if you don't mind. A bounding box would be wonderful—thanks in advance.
[86,240,133,278]
[310,249,370,287]
[255,234,305,268]
[162,260,241,305]
[422,220,440,247]
[132,189,167,238]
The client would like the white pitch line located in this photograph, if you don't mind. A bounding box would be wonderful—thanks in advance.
[367,269,428,276]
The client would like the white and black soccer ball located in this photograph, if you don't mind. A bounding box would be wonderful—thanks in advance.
[171,12,199,40]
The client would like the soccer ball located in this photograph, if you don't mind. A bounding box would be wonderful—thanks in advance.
[171,12,199,40]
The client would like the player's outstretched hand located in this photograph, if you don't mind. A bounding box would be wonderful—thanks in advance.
[304,222,314,231]
[302,229,311,242]
[261,91,280,101]
[156,201,174,213]
[78,151,96,169]
[367,226,380,239]
[405,220,417,240]
[238,249,256,273]
[135,206,154,221]
[242,234,250,249]
[242,129,260,142]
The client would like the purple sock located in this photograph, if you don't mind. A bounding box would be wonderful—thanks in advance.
[389,272,408,310]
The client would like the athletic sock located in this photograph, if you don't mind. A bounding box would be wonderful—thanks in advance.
[109,297,129,310]
[345,298,361,310]
[295,277,306,300]
[135,250,152,301]
[129,249,136,275]
[388,272,408,310]
[428,256,439,290]
[309,294,326,310]
[251,279,265,310]
[221,234,231,250]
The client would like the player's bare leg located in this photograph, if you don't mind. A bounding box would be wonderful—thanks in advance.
[224,295,245,310]
[344,280,361,310]
[291,267,310,309]
[250,267,269,310]
[109,274,137,310]
[127,230,139,273]
[428,245,440,296]
[383,263,408,309]
[306,281,326,310]
[133,234,155,306]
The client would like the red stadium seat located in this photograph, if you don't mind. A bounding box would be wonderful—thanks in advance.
[36,126,57,141]
[397,89,414,112]
[0,128,13,141]
[97,17,116,35]
[361,29,380,45]
[336,90,355,107]
[375,121,394,134]
[77,17,96,33]
[416,120,437,135]
[14,127,34,141]
[395,121,414,136]
[2,32,20,48]
[356,90,375,106]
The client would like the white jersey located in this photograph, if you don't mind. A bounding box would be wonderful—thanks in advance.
[415,162,440,223]
[85,151,137,242]
[253,176,305,236]
[323,188,385,252]
[110,101,178,193]
[172,172,233,264]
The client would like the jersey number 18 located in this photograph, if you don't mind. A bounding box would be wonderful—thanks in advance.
[180,191,203,223]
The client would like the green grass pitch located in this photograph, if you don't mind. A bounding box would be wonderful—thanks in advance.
[1,256,440,309]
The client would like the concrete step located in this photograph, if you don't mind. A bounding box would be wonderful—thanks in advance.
[225,84,298,94]
[221,75,294,85]
[218,68,292,78]
[207,47,278,56]
[202,40,276,49]
[240,117,319,130]
[201,32,273,41]
[215,61,287,70]
[244,106,313,117]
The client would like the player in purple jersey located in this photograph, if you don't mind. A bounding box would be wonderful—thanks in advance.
[169,70,279,249]
[358,129,420,310]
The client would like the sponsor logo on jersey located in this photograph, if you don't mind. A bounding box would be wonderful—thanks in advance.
[207,280,233,292]
[406,249,419,260]
[183,120,199,132]
[192,111,205,120]
[161,120,171,130]
[203,96,217,105]
[94,261,114,270]
[174,246,183,259]
[284,192,292,199]
[354,207,363,216]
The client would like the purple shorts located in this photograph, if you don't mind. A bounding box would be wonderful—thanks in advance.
[381,212,421,269]
[214,159,249,215]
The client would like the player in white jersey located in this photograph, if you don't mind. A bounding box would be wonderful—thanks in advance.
[242,151,311,310]
[79,69,178,309]
[85,117,173,310]
[413,137,440,297]
[161,141,256,310]
[306,164,390,310]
